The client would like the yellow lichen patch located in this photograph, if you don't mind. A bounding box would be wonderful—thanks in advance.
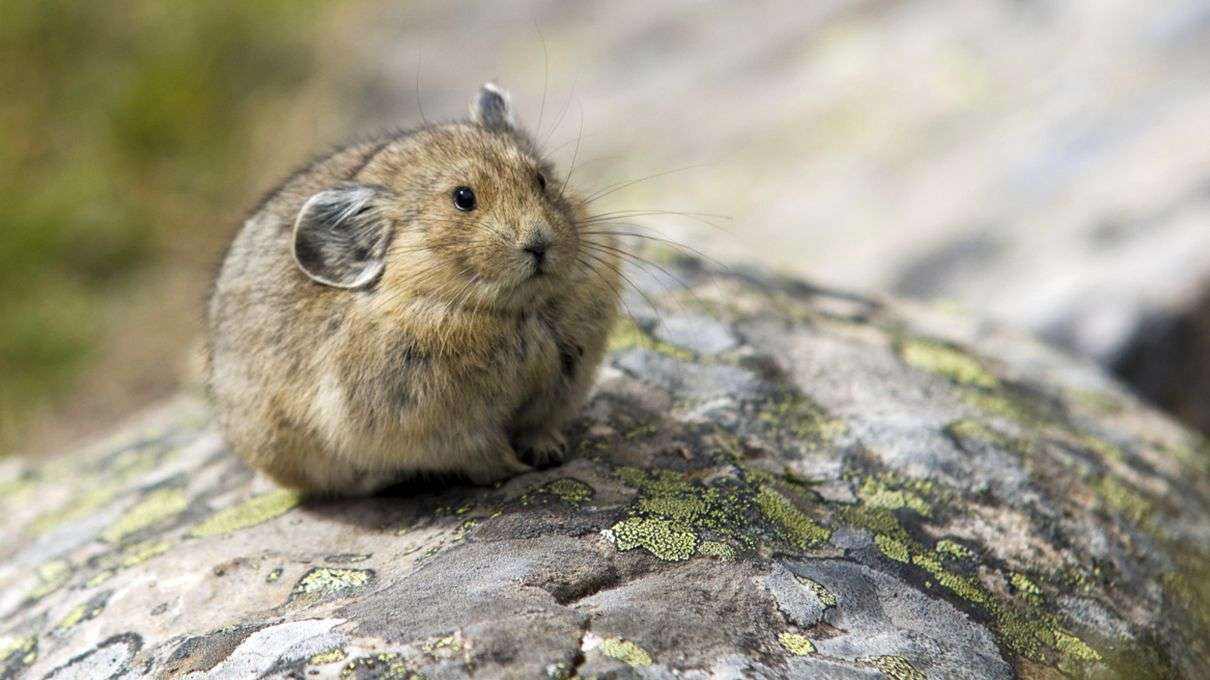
[755,486,830,549]
[875,534,911,563]
[422,633,463,656]
[858,477,932,516]
[1077,435,1125,464]
[116,538,173,568]
[340,653,415,679]
[758,390,846,445]
[1093,476,1151,525]
[0,635,37,669]
[910,553,990,606]
[778,632,816,656]
[54,595,107,634]
[1051,629,1101,662]
[189,489,301,538]
[900,338,998,388]
[101,487,188,543]
[862,655,926,680]
[600,637,653,667]
[536,478,594,504]
[292,567,372,600]
[934,539,972,560]
[608,318,695,361]
[1010,572,1044,603]
[607,516,697,562]
[27,560,71,600]
[795,575,838,608]
[944,419,1017,451]
[309,647,347,665]
[696,540,735,559]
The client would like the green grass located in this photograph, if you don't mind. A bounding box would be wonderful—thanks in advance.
[0,0,333,450]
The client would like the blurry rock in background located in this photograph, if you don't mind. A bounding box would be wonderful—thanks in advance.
[4,0,1210,454]
[1116,283,1210,435]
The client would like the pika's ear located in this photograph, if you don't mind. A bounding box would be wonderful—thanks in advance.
[470,82,514,130]
[292,185,392,289]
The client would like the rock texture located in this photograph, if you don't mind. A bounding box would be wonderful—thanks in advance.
[2,257,1209,679]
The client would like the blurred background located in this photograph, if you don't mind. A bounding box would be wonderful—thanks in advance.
[4,0,1210,456]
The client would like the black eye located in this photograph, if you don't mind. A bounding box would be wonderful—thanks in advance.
[452,186,476,211]
[536,172,548,192]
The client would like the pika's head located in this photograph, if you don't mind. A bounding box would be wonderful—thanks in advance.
[291,83,594,312]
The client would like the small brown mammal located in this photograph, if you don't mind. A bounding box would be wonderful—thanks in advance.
[206,84,620,495]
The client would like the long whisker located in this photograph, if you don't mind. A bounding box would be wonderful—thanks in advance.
[581,227,731,272]
[579,248,664,322]
[558,100,585,202]
[581,239,704,310]
[580,164,714,205]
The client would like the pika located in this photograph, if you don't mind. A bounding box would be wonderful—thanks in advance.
[206,84,620,495]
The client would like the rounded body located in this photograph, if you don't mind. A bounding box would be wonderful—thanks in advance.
[207,95,619,494]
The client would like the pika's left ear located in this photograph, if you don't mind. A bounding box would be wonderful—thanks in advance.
[470,82,514,130]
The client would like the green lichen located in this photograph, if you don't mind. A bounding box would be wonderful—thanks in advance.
[935,539,973,560]
[101,487,188,543]
[119,538,172,567]
[0,635,37,673]
[757,390,846,445]
[27,560,70,600]
[755,485,830,549]
[190,489,301,538]
[697,540,735,559]
[535,478,594,504]
[608,318,695,361]
[422,634,462,655]
[1094,475,1152,525]
[54,592,108,634]
[600,638,653,667]
[310,647,347,665]
[944,419,1018,452]
[875,534,911,563]
[1077,435,1126,464]
[1010,572,1044,603]
[608,516,697,562]
[795,575,838,608]
[291,567,373,600]
[1052,629,1101,662]
[778,632,816,656]
[862,655,926,680]
[900,338,998,388]
[858,477,932,516]
[266,567,284,583]
[341,653,417,679]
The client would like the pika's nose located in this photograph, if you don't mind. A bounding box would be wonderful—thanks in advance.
[522,238,549,266]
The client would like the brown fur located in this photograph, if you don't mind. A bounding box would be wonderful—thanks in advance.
[206,86,620,495]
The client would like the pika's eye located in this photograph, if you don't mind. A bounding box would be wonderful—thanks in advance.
[452,186,476,211]
[536,172,548,192]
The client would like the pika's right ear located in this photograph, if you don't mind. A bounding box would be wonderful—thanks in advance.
[292,185,392,289]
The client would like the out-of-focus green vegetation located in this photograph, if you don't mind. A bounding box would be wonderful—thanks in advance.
[0,1,341,451]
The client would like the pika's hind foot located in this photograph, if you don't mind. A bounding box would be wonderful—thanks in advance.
[515,430,568,469]
[466,448,534,486]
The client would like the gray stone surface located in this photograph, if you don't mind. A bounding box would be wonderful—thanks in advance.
[1,257,1208,679]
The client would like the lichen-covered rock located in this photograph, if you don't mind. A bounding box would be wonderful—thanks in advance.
[1,256,1208,679]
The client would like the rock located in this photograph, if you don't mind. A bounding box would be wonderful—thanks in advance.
[1114,285,1210,436]
[1,255,1208,679]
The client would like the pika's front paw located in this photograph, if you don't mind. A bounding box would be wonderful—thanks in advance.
[515,430,568,469]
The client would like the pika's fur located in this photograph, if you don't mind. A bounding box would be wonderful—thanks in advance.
[206,84,620,495]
